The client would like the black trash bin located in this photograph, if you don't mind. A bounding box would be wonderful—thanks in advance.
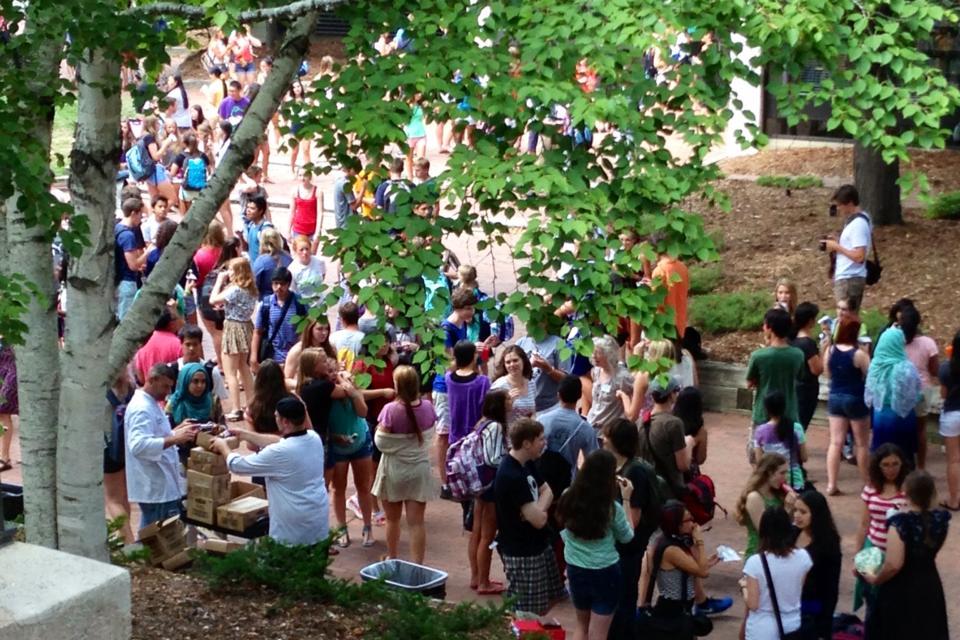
[360,559,448,599]
[1,483,24,520]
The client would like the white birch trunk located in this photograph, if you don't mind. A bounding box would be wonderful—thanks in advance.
[56,49,122,560]
[5,132,61,550]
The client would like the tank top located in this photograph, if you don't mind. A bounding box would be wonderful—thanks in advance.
[291,186,318,235]
[656,567,695,601]
[828,347,865,397]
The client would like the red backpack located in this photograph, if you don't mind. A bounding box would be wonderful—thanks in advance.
[683,473,722,525]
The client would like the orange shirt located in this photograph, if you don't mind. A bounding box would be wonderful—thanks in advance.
[652,257,689,337]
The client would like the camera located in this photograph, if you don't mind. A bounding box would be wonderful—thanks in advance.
[818,238,828,252]
[829,204,838,217]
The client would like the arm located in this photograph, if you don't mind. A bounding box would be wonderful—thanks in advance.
[519,483,553,529]
[338,376,368,417]
[855,350,871,376]
[222,428,282,452]
[821,345,832,379]
[124,249,147,271]
[128,413,195,460]
[638,546,653,606]
[854,500,870,551]
[618,371,647,422]
[674,429,691,472]
[693,428,708,465]
[361,387,396,402]
[807,352,824,377]
[662,543,712,578]
[746,491,765,534]
[863,525,905,585]
[744,575,761,610]
[207,274,231,305]
[928,354,939,380]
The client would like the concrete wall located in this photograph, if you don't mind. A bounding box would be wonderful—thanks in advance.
[0,542,131,640]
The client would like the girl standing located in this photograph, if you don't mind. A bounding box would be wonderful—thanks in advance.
[735,452,792,558]
[865,328,922,463]
[793,490,842,639]
[491,345,536,423]
[208,257,258,420]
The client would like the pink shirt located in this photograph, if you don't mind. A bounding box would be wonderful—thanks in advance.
[193,246,221,285]
[904,335,938,387]
[134,330,183,384]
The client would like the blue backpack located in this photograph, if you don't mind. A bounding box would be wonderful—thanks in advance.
[125,138,155,181]
[184,155,208,190]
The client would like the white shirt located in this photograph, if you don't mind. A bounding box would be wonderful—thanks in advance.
[125,388,184,504]
[289,256,326,304]
[141,215,161,245]
[330,328,365,356]
[835,212,871,280]
[227,430,329,545]
[743,549,813,639]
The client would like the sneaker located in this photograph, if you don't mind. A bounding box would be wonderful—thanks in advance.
[695,596,733,616]
[346,494,363,519]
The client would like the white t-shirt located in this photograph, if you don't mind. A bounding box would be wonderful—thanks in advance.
[835,213,871,280]
[226,430,329,545]
[330,328,365,356]
[289,256,326,305]
[166,87,193,129]
[743,549,813,639]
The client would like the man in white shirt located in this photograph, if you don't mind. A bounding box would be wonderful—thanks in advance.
[125,363,199,529]
[824,184,871,312]
[212,396,329,545]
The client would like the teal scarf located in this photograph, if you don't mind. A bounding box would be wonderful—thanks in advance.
[167,362,213,425]
[864,327,922,418]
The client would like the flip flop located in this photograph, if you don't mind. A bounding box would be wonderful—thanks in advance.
[939,501,960,512]
[476,581,506,595]
[0,459,11,472]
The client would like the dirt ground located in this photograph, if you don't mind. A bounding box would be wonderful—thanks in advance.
[690,151,960,362]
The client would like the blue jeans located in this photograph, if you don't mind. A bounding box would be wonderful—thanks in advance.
[116,280,139,320]
[139,499,183,530]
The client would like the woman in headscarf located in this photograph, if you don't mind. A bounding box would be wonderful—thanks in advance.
[166,362,222,427]
[865,327,923,463]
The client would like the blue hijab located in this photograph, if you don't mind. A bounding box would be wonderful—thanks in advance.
[167,362,213,425]
[864,327,922,418]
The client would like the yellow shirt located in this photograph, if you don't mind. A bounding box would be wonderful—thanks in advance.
[354,170,376,219]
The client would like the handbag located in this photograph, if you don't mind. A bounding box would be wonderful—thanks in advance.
[257,293,294,363]
[854,213,882,285]
[759,552,803,640]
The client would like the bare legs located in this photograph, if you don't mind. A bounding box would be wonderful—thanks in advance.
[104,470,133,543]
[221,352,253,413]
[0,414,15,466]
[468,498,498,590]
[827,415,870,493]
[436,433,449,485]
[332,456,374,545]
[573,608,614,640]
[384,500,427,563]
[945,436,960,509]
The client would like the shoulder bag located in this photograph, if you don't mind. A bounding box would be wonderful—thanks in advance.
[257,294,294,363]
[854,213,882,285]
[759,552,803,640]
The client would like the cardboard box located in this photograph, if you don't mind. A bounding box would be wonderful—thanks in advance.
[138,515,186,565]
[217,496,269,532]
[186,495,218,525]
[160,548,193,571]
[199,538,246,555]
[196,431,239,451]
[187,447,228,475]
[186,470,231,502]
[225,480,266,501]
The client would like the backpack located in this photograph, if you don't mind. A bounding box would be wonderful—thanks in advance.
[184,155,208,190]
[382,179,411,215]
[104,389,130,468]
[125,138,155,181]
[198,268,225,324]
[446,420,498,501]
[621,457,666,530]
[535,424,585,499]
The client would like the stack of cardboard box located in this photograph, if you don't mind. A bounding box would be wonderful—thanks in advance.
[138,516,191,570]
[186,447,231,525]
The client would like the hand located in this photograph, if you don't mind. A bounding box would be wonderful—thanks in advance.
[823,239,840,253]
[530,353,551,371]
[381,388,397,400]
[691,523,704,545]
[210,438,232,457]
[616,389,630,403]
[171,421,199,444]
[617,475,634,499]
[508,387,522,401]
[707,553,721,568]
[857,570,879,585]
[249,357,259,374]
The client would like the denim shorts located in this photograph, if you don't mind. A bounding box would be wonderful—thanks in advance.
[329,430,373,464]
[827,392,869,420]
[567,562,622,615]
[940,411,960,438]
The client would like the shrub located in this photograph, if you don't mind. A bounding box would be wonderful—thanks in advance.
[756,175,824,190]
[858,307,888,345]
[925,191,960,220]
[688,291,770,334]
[688,263,724,295]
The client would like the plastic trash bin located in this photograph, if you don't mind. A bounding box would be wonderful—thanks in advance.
[360,559,448,599]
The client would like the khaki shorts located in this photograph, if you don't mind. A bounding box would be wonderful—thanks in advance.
[915,385,940,417]
[834,277,866,311]
[432,391,450,435]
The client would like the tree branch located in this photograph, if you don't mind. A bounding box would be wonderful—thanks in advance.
[125,0,345,21]
[107,8,320,375]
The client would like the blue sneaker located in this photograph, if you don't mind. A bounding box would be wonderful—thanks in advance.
[695,596,733,616]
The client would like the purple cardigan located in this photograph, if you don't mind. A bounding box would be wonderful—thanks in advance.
[444,372,490,444]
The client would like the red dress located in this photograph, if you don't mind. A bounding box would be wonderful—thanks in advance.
[291,186,318,237]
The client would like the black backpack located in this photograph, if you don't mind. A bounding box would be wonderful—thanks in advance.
[198,268,225,324]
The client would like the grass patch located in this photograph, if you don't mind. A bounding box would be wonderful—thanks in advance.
[195,536,512,640]
[755,175,824,190]
[689,291,769,334]
[688,263,724,295]
[925,190,960,220]
[858,307,888,345]
[51,95,138,175]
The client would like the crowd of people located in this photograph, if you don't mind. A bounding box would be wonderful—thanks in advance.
[0,25,955,640]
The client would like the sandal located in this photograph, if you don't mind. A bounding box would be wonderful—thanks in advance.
[826,486,842,497]
[225,410,244,422]
[939,501,960,512]
[476,581,506,595]
[0,459,11,472]
[337,529,351,548]
[361,525,375,547]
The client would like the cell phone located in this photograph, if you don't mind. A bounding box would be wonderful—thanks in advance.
[818,238,827,252]
[197,422,217,432]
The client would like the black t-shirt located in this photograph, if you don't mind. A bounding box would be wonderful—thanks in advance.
[791,336,819,387]
[939,362,960,413]
[494,455,549,557]
[616,458,656,556]
[301,378,335,441]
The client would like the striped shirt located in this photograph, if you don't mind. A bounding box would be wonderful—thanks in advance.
[254,293,305,365]
[860,485,906,550]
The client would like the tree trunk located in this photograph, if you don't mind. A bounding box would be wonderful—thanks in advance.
[107,10,320,376]
[854,142,902,225]
[5,145,61,550]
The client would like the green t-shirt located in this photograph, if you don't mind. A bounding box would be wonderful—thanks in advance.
[561,501,634,570]
[746,345,806,425]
